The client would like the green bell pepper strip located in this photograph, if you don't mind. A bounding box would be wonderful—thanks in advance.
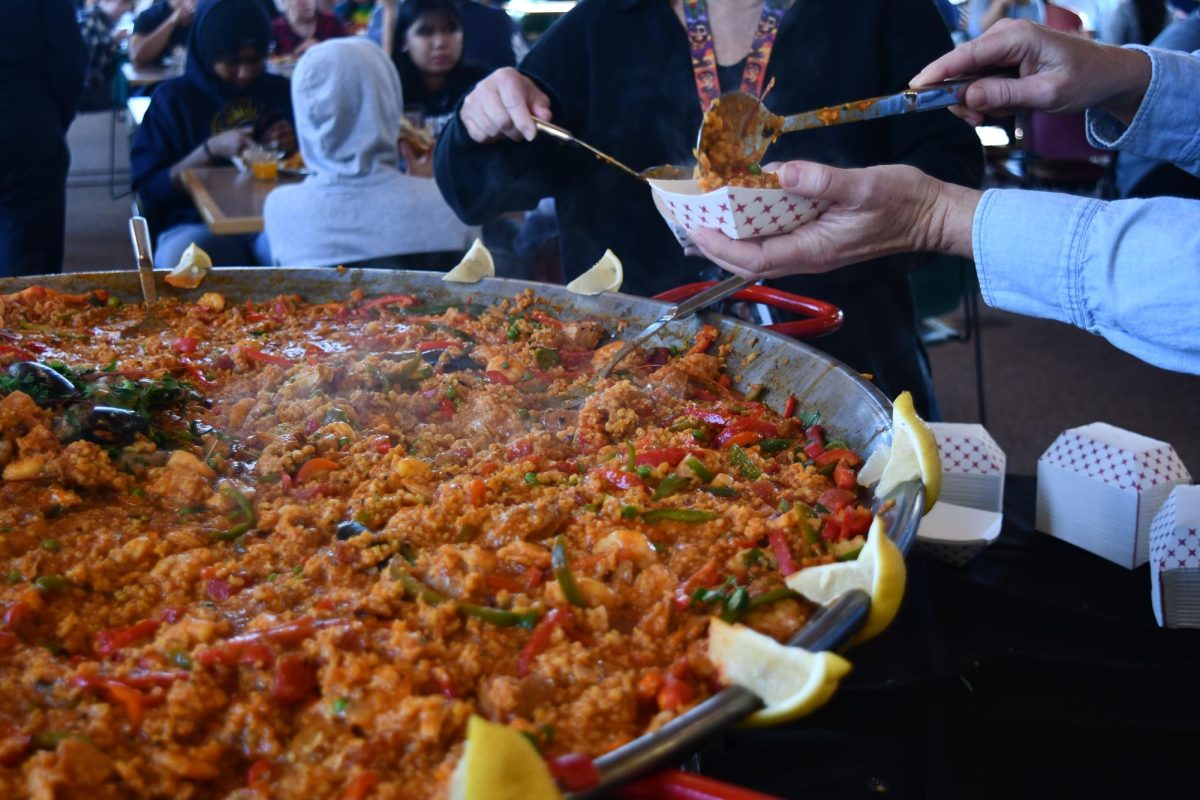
[641,508,720,524]
[652,474,691,500]
[700,486,738,498]
[745,587,802,611]
[393,565,539,627]
[758,438,793,454]
[213,487,256,540]
[719,586,751,623]
[552,535,587,607]
[684,456,714,483]
[729,445,762,479]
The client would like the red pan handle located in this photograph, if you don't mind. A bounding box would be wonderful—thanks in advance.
[653,281,843,340]
[614,769,783,800]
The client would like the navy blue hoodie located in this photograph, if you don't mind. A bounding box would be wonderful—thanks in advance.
[131,0,292,232]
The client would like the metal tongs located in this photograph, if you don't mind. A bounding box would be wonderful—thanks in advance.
[596,275,750,378]
[122,216,168,335]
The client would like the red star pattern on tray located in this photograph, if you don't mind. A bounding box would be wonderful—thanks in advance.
[1041,431,1190,490]
[937,434,1004,476]
[649,184,831,240]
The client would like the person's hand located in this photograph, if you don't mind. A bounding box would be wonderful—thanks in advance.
[260,120,298,156]
[170,0,196,26]
[400,141,433,178]
[459,68,552,143]
[911,19,1152,125]
[206,127,255,161]
[689,161,981,280]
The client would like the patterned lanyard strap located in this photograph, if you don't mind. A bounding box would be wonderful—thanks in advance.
[683,0,793,112]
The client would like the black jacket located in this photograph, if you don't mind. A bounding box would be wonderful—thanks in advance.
[435,0,983,415]
[0,0,86,145]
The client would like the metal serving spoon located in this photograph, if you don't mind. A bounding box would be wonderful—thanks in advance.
[696,77,983,170]
[534,119,648,184]
[596,275,750,378]
[122,216,168,335]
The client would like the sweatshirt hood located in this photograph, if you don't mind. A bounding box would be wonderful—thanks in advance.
[185,0,273,100]
[292,38,403,180]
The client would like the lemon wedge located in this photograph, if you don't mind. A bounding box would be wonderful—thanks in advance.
[565,249,623,295]
[785,515,906,646]
[449,716,560,800]
[164,243,212,289]
[443,239,495,283]
[857,390,941,513]
[707,618,852,726]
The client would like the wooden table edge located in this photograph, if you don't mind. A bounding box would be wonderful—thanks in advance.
[181,168,265,236]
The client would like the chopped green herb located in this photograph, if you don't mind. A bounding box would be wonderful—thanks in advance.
[620,504,639,519]
[169,648,193,670]
[796,411,821,428]
[506,322,520,341]
[331,697,350,715]
[742,548,764,568]
[8,570,23,584]
[814,503,832,515]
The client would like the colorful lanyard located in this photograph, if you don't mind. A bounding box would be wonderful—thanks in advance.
[683,0,793,112]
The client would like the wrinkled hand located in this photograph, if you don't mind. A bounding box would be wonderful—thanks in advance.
[459,67,552,143]
[260,120,298,156]
[400,141,433,178]
[690,161,981,280]
[206,127,254,161]
[912,19,1151,125]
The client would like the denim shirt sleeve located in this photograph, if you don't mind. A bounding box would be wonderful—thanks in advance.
[972,188,1200,375]
[1086,46,1200,176]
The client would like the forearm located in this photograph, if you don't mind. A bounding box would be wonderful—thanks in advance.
[129,18,177,68]
[973,189,1200,374]
[1093,46,1151,126]
[168,143,214,191]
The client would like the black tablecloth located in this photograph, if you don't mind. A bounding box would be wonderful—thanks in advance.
[699,476,1200,800]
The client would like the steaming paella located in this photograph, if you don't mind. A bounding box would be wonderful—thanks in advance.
[0,283,873,798]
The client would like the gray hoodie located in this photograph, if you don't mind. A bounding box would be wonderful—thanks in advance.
[264,38,477,267]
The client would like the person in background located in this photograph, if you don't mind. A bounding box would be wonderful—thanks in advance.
[272,0,347,56]
[0,0,86,278]
[265,38,476,267]
[1111,6,1200,197]
[336,0,376,29]
[130,0,195,68]
[435,0,983,420]
[131,0,295,268]
[78,0,135,111]
[1100,0,1169,44]
[386,0,488,132]
[690,20,1200,375]
[967,0,1045,38]
[370,0,525,71]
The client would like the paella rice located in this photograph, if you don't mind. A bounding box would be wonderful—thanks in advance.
[0,283,872,798]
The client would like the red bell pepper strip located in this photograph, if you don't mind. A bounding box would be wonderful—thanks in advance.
[69,676,156,730]
[439,397,456,419]
[271,652,315,704]
[683,404,736,426]
[803,441,826,459]
[196,616,344,668]
[0,344,38,361]
[821,505,873,542]
[594,467,644,491]
[768,529,797,576]
[303,343,328,365]
[817,488,857,512]
[94,619,161,657]
[171,337,198,354]
[673,558,722,610]
[812,449,863,469]
[118,671,188,690]
[485,370,512,385]
[833,463,858,491]
[548,753,601,792]
[295,457,339,484]
[617,769,784,800]
[358,294,417,312]
[247,759,272,791]
[722,416,778,438]
[717,430,763,449]
[180,362,214,387]
[782,395,798,420]
[634,447,701,468]
[518,607,571,677]
[687,324,720,355]
[241,346,295,368]
[527,309,563,328]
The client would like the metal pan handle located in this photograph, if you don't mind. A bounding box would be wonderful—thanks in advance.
[653,281,843,339]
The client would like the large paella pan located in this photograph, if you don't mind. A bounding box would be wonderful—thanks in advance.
[0,269,923,798]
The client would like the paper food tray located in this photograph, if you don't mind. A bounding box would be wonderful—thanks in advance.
[648,178,830,246]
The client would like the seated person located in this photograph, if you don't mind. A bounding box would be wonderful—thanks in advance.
[78,0,134,111]
[370,0,524,71]
[130,0,194,68]
[272,0,347,56]
[264,38,476,268]
[131,0,296,268]
[966,0,1044,38]
[388,0,488,134]
[336,0,376,30]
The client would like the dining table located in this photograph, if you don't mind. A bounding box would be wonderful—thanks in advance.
[180,165,305,236]
[688,475,1200,800]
